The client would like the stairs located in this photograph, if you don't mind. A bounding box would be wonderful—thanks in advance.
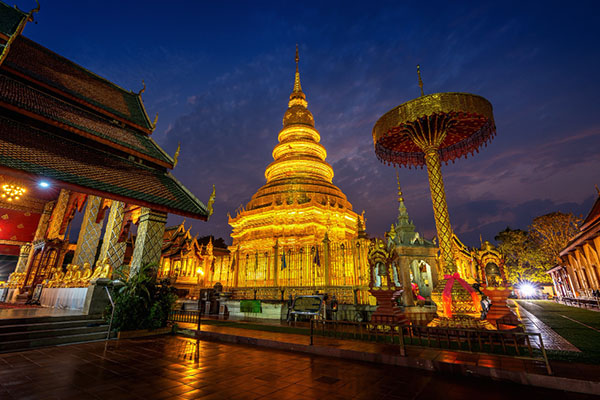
[0,314,110,352]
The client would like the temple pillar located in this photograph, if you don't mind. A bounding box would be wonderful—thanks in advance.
[14,243,31,273]
[98,200,127,269]
[233,247,240,287]
[73,195,104,267]
[46,189,71,240]
[323,234,331,286]
[273,240,279,286]
[130,208,167,277]
[398,256,414,306]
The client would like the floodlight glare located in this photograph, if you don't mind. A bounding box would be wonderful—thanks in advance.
[39,181,50,188]
[519,283,536,298]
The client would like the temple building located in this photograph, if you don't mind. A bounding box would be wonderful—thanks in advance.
[548,189,600,298]
[158,222,231,296]
[0,3,212,306]
[224,49,371,304]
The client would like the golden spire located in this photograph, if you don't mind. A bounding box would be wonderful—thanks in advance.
[288,45,307,109]
[294,44,302,93]
[417,65,424,97]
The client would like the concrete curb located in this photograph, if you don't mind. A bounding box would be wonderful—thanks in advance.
[179,329,600,396]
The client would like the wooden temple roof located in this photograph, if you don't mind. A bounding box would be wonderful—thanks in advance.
[560,194,600,257]
[0,116,207,218]
[4,36,154,133]
[0,73,172,166]
[0,2,209,220]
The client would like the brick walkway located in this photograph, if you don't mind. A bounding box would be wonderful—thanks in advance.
[515,302,581,352]
[182,322,550,374]
[0,336,596,400]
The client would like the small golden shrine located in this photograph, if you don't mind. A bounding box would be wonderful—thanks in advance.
[473,241,520,329]
[372,66,497,328]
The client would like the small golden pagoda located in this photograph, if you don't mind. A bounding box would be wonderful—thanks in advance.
[229,47,362,252]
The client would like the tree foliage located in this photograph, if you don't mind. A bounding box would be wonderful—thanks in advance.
[529,212,581,265]
[495,227,552,284]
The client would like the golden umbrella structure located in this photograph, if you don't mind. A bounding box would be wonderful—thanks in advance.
[372,67,496,326]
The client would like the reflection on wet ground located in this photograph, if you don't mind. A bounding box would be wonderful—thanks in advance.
[0,335,594,399]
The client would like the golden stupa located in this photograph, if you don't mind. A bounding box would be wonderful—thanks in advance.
[229,47,362,253]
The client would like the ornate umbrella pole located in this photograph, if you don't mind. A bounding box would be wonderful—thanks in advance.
[372,66,497,328]
[404,111,455,273]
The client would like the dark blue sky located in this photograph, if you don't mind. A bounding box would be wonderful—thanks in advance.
[17,1,600,246]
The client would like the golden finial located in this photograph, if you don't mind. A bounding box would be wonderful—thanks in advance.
[293,44,302,93]
[152,112,158,128]
[138,80,146,95]
[28,0,40,18]
[206,184,216,220]
[396,170,404,203]
[417,65,424,97]
[173,142,180,167]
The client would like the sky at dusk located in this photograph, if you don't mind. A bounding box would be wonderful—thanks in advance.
[15,1,600,247]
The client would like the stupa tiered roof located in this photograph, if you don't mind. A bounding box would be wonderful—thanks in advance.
[229,48,361,249]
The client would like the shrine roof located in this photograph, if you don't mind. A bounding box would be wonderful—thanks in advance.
[580,194,600,230]
[560,195,600,257]
[0,115,208,220]
[0,73,172,167]
[3,36,153,131]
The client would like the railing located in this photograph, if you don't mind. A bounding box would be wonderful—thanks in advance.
[170,309,202,324]
[169,309,552,375]
[310,319,552,375]
[556,296,600,310]
[104,286,115,340]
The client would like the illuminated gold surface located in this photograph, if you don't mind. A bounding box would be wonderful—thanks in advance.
[1,184,26,202]
[423,149,454,271]
[372,92,494,146]
[230,50,359,252]
[224,50,369,302]
[372,86,496,327]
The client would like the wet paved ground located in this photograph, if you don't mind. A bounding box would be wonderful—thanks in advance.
[515,301,581,352]
[0,336,596,400]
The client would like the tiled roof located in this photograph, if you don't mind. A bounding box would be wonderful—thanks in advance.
[3,36,152,130]
[560,195,600,257]
[0,115,208,219]
[0,3,26,37]
[0,72,172,166]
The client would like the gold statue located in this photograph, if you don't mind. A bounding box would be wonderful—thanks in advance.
[90,260,104,281]
[99,258,112,279]
[80,262,93,286]
[61,265,74,287]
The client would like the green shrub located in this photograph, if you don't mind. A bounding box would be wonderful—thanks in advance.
[107,263,177,332]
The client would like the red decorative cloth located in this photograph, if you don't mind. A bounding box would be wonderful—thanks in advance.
[441,272,480,318]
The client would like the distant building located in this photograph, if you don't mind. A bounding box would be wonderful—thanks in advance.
[548,190,600,298]
[158,222,230,297]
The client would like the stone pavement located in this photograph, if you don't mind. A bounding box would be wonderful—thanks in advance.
[514,301,581,352]
[0,335,596,400]
[176,320,600,395]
